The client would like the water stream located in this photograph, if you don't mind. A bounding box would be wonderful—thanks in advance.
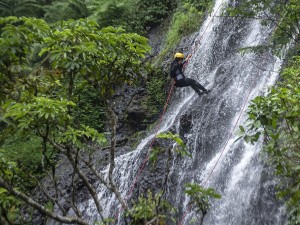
[79,0,287,224]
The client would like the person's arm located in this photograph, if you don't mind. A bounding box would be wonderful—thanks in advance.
[170,61,179,78]
[183,54,192,68]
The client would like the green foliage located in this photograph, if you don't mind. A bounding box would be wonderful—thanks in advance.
[0,188,22,224]
[226,0,300,55]
[126,190,176,224]
[4,97,75,132]
[0,150,31,224]
[0,16,50,59]
[0,17,50,103]
[72,84,106,132]
[156,132,192,158]
[156,0,212,64]
[185,183,221,214]
[0,136,48,177]
[126,0,176,33]
[88,0,176,34]
[0,150,18,184]
[43,0,91,23]
[144,67,166,115]
[240,56,300,224]
[40,19,150,98]
[88,0,129,28]
[184,0,212,12]
[59,125,107,148]
[0,0,42,17]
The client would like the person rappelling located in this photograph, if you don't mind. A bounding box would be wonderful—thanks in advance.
[170,52,210,96]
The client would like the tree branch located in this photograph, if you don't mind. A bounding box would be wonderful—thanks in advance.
[0,178,88,225]
[107,105,116,186]
[29,174,67,216]
[263,11,300,44]
[71,148,83,218]
[78,154,128,211]
[65,147,105,220]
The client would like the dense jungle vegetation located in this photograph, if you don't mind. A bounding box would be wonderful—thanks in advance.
[0,0,215,224]
[0,0,299,224]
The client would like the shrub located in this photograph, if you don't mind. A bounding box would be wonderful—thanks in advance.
[155,0,213,64]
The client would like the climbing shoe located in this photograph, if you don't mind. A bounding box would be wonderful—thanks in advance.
[204,89,211,94]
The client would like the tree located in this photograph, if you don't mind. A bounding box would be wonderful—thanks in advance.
[0,17,150,224]
[43,0,91,23]
[0,0,41,17]
[0,15,220,225]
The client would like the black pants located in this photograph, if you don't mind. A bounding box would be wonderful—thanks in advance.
[175,78,206,96]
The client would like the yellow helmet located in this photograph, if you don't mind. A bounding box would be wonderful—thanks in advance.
[174,52,185,59]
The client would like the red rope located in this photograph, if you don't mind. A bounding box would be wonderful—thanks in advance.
[113,81,176,223]
[125,81,176,200]
[177,77,258,225]
[114,0,227,223]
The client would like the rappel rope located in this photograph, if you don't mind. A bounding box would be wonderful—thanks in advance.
[178,4,283,224]
[177,76,258,225]
[125,81,176,200]
[113,0,230,223]
[113,81,176,223]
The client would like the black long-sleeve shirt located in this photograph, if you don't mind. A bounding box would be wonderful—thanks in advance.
[170,59,185,82]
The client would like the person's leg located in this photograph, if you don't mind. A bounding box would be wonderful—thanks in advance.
[175,79,189,87]
[185,78,208,95]
[175,79,202,95]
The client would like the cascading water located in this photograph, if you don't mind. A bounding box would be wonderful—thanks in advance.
[80,0,288,224]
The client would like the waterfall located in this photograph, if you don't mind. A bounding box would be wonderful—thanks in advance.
[79,0,287,224]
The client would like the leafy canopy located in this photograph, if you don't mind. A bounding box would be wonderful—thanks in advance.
[0,16,151,224]
[40,19,150,98]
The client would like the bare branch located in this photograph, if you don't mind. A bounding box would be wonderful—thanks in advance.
[263,11,300,44]
[105,105,129,209]
[65,147,105,220]
[0,177,88,225]
[29,174,67,216]
[47,138,104,219]
[145,217,158,225]
[71,148,83,218]
[107,105,116,186]
[78,154,128,210]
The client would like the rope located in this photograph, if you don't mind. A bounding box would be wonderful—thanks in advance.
[114,0,227,223]
[177,75,257,225]
[184,0,226,67]
[175,0,230,224]
[125,81,176,200]
[112,81,176,223]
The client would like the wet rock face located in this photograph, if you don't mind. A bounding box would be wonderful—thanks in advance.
[130,138,173,199]
[112,85,157,136]
[179,113,193,137]
[125,92,153,131]
[22,155,91,225]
